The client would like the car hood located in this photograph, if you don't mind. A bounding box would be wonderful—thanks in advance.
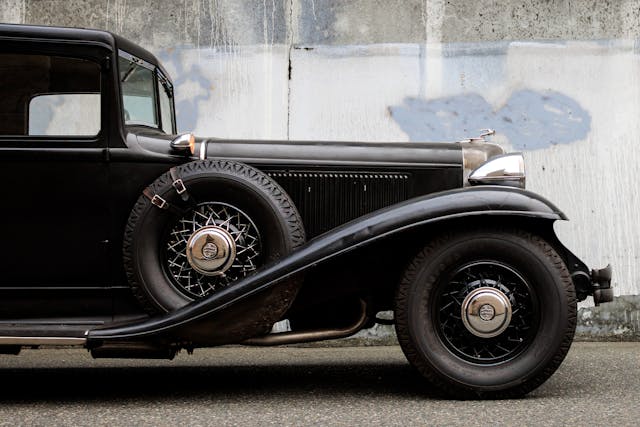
[132,130,465,168]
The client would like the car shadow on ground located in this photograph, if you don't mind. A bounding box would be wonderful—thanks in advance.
[0,362,440,402]
[0,344,603,403]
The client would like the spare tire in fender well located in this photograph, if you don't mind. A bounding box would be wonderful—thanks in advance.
[122,159,306,345]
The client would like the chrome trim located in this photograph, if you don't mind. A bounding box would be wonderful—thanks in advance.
[461,141,505,184]
[267,171,410,180]
[468,153,526,188]
[118,49,155,71]
[457,128,496,144]
[199,140,207,159]
[170,133,193,151]
[243,300,368,346]
[479,128,496,138]
[461,287,512,338]
[0,336,86,346]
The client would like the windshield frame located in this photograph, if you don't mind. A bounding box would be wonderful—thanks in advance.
[157,71,176,134]
[118,49,176,134]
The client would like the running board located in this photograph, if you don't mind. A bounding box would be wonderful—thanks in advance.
[0,319,101,347]
[0,336,86,346]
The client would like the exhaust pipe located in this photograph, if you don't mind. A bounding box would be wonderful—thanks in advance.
[243,300,368,346]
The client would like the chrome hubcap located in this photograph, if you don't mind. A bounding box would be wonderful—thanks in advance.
[165,202,262,298]
[461,287,512,338]
[436,261,537,364]
[186,226,236,276]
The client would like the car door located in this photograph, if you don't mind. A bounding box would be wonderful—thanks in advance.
[0,43,111,318]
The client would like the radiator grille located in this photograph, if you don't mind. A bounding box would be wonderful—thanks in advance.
[268,171,411,238]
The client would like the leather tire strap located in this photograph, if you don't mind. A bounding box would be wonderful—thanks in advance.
[142,187,185,215]
[169,166,193,203]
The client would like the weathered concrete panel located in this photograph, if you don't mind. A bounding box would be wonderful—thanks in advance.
[17,0,640,48]
[440,0,640,42]
[295,0,427,45]
[6,0,640,47]
[577,295,640,340]
[0,0,25,23]
[16,0,289,48]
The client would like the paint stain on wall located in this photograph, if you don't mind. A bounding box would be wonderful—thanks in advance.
[390,89,591,150]
[157,49,212,132]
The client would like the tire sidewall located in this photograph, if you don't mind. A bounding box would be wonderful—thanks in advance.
[405,232,573,392]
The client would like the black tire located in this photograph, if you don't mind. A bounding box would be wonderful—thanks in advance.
[123,159,305,342]
[395,228,576,399]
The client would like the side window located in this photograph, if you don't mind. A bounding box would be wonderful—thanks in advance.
[29,94,100,136]
[0,53,101,137]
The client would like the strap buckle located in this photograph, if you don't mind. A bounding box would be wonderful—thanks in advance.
[151,194,168,209]
[173,178,187,195]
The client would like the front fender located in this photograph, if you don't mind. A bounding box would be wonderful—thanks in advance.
[88,186,566,343]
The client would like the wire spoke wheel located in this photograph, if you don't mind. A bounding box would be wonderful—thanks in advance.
[164,202,262,299]
[395,230,576,398]
[435,261,538,364]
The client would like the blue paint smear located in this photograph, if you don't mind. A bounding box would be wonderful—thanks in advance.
[157,49,211,133]
[390,89,591,150]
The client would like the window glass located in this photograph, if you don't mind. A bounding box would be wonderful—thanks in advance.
[0,53,101,137]
[29,94,100,136]
[158,76,174,134]
[119,55,157,128]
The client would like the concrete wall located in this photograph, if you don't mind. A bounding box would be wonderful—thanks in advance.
[2,0,640,338]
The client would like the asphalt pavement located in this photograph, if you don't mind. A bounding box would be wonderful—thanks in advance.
[0,342,638,426]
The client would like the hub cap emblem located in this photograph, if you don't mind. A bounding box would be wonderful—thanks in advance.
[461,286,512,338]
[479,304,496,321]
[202,242,219,259]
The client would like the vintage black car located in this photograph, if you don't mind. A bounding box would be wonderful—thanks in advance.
[0,23,612,398]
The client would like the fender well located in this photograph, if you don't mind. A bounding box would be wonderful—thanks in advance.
[87,186,567,344]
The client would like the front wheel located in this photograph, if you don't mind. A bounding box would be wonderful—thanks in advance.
[395,229,577,399]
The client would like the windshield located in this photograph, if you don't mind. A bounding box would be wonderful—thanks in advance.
[119,51,175,133]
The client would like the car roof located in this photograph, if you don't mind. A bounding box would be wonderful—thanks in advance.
[0,23,172,81]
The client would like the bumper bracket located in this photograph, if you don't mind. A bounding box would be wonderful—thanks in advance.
[591,264,613,306]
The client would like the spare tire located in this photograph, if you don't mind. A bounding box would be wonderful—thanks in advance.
[123,159,306,342]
